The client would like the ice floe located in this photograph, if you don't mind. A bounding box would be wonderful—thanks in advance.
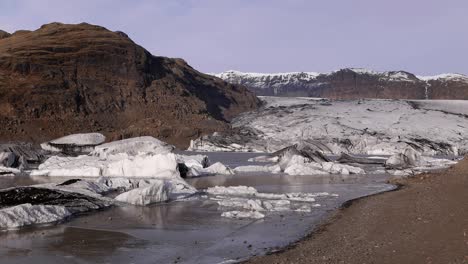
[115,180,169,206]
[206,186,335,219]
[92,136,174,159]
[41,133,106,154]
[31,152,182,178]
[187,162,234,177]
[0,203,71,229]
[221,211,265,219]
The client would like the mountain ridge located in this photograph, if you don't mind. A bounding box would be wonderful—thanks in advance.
[214,69,468,99]
[0,22,260,147]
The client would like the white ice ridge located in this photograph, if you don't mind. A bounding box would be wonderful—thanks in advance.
[190,97,468,156]
[41,133,106,153]
[93,136,174,158]
[31,152,181,178]
[206,186,335,219]
[115,180,169,206]
[221,211,265,220]
[0,204,71,229]
[49,133,106,146]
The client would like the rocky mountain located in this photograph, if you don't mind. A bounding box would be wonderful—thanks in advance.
[0,23,259,147]
[214,69,468,99]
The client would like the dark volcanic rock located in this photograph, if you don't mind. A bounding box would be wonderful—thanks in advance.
[0,186,109,213]
[0,23,260,147]
[0,30,10,39]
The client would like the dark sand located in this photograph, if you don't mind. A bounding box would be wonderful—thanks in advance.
[246,157,468,264]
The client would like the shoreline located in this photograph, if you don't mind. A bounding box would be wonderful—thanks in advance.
[245,157,468,264]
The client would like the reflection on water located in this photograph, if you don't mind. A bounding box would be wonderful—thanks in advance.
[0,152,396,264]
[47,227,147,261]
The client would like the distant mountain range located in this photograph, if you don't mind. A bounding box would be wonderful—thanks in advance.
[213,69,468,99]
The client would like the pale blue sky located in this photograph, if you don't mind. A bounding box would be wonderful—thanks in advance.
[1,0,467,75]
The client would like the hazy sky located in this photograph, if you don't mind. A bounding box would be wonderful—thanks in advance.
[1,0,467,75]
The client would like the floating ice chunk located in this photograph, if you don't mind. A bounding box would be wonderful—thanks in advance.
[208,186,337,219]
[30,155,104,177]
[233,164,281,173]
[53,179,111,195]
[217,198,264,211]
[0,203,71,229]
[96,177,137,191]
[221,211,265,219]
[247,155,279,163]
[294,205,312,212]
[103,153,180,178]
[321,162,365,174]
[0,166,21,176]
[114,180,170,206]
[206,186,258,196]
[262,199,291,211]
[283,193,317,202]
[281,155,364,175]
[176,154,209,168]
[188,162,234,177]
[284,163,329,175]
[41,133,106,153]
[31,153,182,179]
[92,136,174,159]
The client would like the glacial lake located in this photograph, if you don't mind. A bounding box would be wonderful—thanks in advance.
[0,152,395,264]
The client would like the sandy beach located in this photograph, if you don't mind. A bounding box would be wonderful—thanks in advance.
[247,157,468,264]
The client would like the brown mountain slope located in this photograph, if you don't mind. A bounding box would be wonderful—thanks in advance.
[0,22,259,147]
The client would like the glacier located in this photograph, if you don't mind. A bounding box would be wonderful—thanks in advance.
[189,97,468,156]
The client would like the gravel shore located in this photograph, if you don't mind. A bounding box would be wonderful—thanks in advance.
[246,157,468,264]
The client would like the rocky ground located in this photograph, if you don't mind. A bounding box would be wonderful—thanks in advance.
[246,157,468,264]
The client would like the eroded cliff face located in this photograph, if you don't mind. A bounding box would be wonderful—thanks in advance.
[215,69,468,99]
[0,23,260,147]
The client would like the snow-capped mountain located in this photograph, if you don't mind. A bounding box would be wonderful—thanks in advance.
[213,69,468,99]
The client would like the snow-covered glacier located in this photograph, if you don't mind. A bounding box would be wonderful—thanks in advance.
[189,97,468,156]
[213,69,468,99]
